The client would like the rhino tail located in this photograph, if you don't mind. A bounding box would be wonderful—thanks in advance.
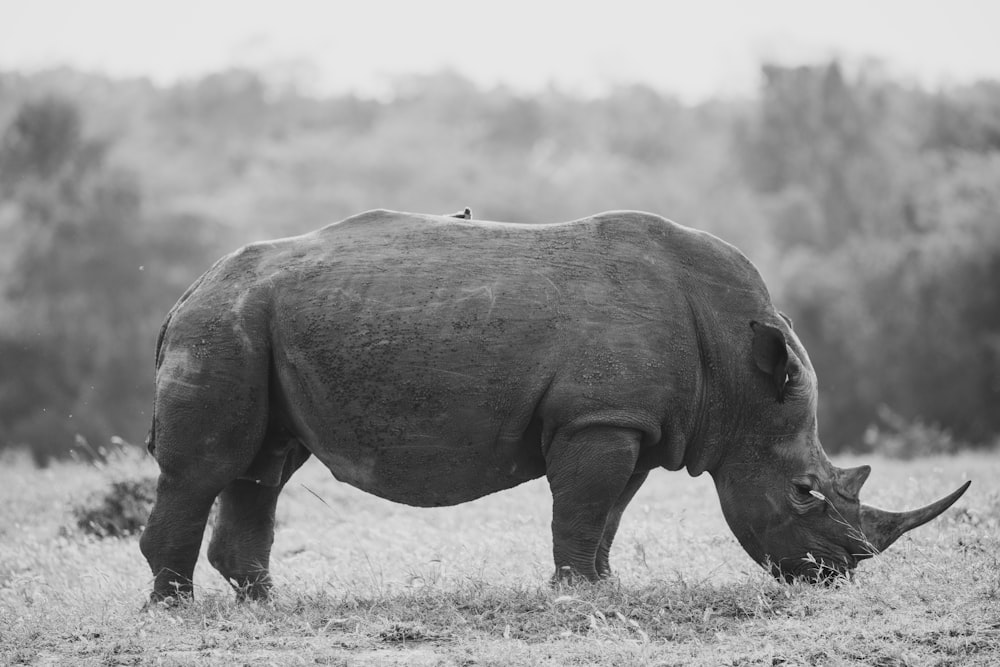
[146,310,173,456]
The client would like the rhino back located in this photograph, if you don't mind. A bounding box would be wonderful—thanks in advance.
[164,210,774,505]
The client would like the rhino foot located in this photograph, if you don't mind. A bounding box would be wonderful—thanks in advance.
[225,574,272,602]
[552,565,600,585]
[143,577,194,607]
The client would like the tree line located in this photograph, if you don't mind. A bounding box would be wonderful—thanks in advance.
[1,63,998,462]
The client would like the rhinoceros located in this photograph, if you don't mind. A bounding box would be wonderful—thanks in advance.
[140,209,970,601]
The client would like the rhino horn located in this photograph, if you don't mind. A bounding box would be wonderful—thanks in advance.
[858,481,971,554]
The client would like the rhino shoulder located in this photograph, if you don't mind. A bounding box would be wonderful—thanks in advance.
[314,208,412,234]
[587,210,771,302]
[584,210,715,250]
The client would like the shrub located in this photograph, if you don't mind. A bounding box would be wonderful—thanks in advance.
[72,476,157,537]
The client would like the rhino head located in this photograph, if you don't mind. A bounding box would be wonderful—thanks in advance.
[710,320,970,582]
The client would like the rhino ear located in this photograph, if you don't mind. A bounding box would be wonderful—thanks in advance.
[750,321,788,402]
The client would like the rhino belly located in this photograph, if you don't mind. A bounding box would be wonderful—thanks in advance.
[303,421,547,507]
[272,338,549,507]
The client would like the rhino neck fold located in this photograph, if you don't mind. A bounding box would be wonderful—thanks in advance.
[680,294,728,477]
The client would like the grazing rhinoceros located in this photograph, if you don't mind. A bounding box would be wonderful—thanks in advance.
[140,209,970,601]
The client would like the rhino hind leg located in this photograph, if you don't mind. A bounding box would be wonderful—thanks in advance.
[207,438,311,601]
[141,472,227,602]
[595,471,648,578]
[140,345,271,602]
[546,425,642,582]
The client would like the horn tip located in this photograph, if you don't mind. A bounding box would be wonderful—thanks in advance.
[938,479,971,512]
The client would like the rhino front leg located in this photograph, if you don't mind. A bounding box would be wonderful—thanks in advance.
[207,441,310,601]
[596,470,648,578]
[546,425,641,582]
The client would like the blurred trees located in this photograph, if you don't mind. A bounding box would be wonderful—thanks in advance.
[0,95,224,462]
[738,63,1000,447]
[0,64,998,460]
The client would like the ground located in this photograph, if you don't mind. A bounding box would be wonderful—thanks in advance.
[0,447,997,666]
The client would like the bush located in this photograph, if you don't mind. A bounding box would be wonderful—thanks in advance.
[64,437,159,538]
[72,476,157,537]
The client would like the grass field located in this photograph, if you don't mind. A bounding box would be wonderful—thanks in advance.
[0,446,996,666]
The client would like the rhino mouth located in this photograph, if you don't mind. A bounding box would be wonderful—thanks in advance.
[770,551,860,584]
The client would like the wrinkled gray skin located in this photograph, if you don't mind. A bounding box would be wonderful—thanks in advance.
[140,209,969,601]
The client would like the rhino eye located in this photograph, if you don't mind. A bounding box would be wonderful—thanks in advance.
[793,482,813,497]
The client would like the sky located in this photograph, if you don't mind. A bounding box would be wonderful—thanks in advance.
[2,0,999,102]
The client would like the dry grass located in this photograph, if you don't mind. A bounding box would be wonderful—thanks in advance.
[1,446,997,666]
